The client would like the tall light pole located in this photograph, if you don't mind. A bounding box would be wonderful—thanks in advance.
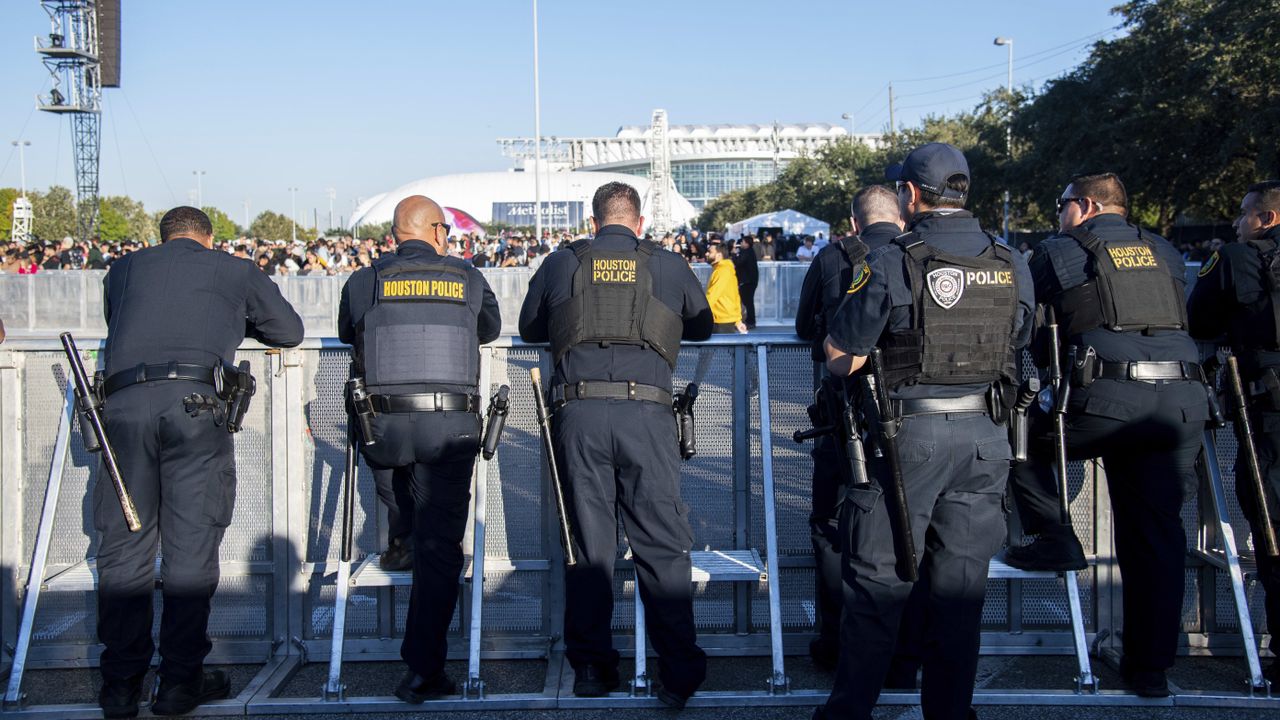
[288,187,299,243]
[994,36,1014,243]
[242,199,251,232]
[192,170,206,209]
[326,187,336,232]
[532,0,543,244]
[841,112,855,138]
[11,140,33,244]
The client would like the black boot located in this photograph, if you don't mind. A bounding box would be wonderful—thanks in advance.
[394,670,455,703]
[98,673,145,719]
[572,664,620,697]
[1004,531,1087,572]
[379,536,414,571]
[150,669,231,716]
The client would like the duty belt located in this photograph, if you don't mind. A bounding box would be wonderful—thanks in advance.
[370,393,480,413]
[1094,360,1204,383]
[892,393,988,417]
[102,363,218,398]
[552,380,672,407]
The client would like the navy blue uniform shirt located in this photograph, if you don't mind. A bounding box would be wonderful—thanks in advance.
[1187,225,1280,378]
[1030,213,1197,364]
[795,222,899,360]
[518,225,713,391]
[103,237,304,374]
[827,211,1034,399]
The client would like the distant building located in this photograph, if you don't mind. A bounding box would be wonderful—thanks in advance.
[499,118,881,210]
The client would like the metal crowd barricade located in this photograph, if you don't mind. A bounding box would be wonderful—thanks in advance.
[0,334,1275,717]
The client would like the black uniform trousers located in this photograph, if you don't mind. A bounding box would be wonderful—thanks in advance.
[820,411,1009,720]
[97,381,235,685]
[552,398,707,697]
[809,434,844,658]
[372,466,414,544]
[739,282,758,327]
[361,410,481,679]
[1008,378,1205,673]
[1238,407,1280,656]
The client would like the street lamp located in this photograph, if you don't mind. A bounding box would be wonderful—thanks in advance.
[192,170,206,210]
[11,140,31,197]
[993,36,1014,243]
[841,112,855,138]
[532,0,543,244]
[288,187,299,243]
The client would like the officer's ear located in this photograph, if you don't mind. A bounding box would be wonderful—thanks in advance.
[1263,209,1280,230]
[633,215,646,237]
[590,217,601,235]
[850,215,860,235]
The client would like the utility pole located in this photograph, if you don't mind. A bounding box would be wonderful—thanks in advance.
[326,187,336,232]
[288,186,299,243]
[994,37,1014,243]
[192,170,206,209]
[888,83,895,138]
[242,199,250,231]
[532,0,543,243]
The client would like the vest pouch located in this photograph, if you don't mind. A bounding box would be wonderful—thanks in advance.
[368,323,478,387]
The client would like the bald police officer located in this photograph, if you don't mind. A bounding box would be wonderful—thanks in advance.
[519,182,713,708]
[1008,173,1206,697]
[338,195,501,702]
[97,207,303,718]
[1187,180,1280,687]
[794,184,901,669]
[819,143,1033,720]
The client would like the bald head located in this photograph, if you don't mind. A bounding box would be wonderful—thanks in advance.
[850,185,902,230]
[393,195,446,245]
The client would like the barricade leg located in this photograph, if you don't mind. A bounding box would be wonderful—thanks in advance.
[755,348,788,694]
[631,568,649,696]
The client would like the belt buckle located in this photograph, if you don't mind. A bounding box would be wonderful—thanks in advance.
[1127,363,1140,381]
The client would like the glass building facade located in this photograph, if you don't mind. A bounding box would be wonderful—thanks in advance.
[619,159,786,210]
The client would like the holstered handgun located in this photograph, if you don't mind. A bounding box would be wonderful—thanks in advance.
[481,385,511,460]
[346,377,376,446]
[673,383,699,460]
[1010,376,1040,462]
[224,360,256,434]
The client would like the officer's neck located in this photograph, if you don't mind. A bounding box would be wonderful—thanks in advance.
[397,238,441,255]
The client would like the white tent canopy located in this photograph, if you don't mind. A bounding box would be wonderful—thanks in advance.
[724,209,830,240]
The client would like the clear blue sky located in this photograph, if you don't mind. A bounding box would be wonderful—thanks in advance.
[0,0,1125,226]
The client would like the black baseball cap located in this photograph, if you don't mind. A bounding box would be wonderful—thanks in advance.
[885,142,970,200]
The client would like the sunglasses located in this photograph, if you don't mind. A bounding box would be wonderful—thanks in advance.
[431,222,452,235]
[1055,197,1087,214]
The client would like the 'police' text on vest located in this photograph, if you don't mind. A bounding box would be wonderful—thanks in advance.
[591,258,637,284]
[1106,244,1158,270]
[380,279,467,302]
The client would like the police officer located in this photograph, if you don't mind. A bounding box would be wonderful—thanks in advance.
[1008,172,1206,697]
[338,195,501,702]
[519,181,712,708]
[97,207,304,718]
[818,143,1033,720]
[794,185,901,670]
[373,466,414,570]
[1186,179,1280,686]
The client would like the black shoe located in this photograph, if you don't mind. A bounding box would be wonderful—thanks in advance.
[394,670,456,703]
[98,674,144,719]
[1122,668,1170,698]
[808,637,838,672]
[150,670,231,716]
[379,537,414,571]
[1003,533,1087,572]
[653,679,691,710]
[572,664,620,697]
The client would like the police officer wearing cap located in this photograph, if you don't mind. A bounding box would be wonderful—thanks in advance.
[519,181,713,708]
[818,143,1033,720]
[1008,172,1206,697]
[795,184,902,670]
[338,194,501,702]
[1187,179,1280,687]
[97,207,304,718]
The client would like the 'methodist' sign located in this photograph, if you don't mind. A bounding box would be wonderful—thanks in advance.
[492,201,584,228]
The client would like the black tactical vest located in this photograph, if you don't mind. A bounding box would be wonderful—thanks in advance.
[881,235,1019,388]
[357,258,480,390]
[547,239,684,368]
[1056,225,1186,337]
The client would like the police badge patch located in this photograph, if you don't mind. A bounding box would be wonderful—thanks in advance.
[1197,251,1219,277]
[926,268,964,309]
[847,261,871,294]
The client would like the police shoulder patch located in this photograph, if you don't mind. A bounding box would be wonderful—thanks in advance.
[1197,251,1219,277]
[846,261,871,294]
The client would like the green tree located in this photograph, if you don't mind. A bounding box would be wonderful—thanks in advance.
[102,195,158,243]
[250,210,314,242]
[0,188,17,240]
[97,200,130,242]
[203,206,241,242]
[31,185,77,242]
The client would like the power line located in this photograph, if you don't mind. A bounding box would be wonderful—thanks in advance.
[119,88,176,205]
[895,37,1105,101]
[893,27,1115,84]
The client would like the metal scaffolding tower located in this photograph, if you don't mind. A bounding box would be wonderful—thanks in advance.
[35,0,103,243]
[648,109,672,235]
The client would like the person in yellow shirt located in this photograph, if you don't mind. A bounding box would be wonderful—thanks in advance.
[706,238,747,334]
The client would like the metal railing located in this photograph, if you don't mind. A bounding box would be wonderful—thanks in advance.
[0,333,1271,715]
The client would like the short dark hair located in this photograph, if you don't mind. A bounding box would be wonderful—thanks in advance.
[918,174,969,209]
[1068,172,1128,215]
[159,206,213,242]
[1246,180,1280,214]
[851,185,901,226]
[591,182,642,225]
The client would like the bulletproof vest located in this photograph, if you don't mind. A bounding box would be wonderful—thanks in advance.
[547,239,684,368]
[1241,236,1280,350]
[809,237,869,362]
[881,234,1019,388]
[358,257,480,390]
[1056,225,1187,337]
